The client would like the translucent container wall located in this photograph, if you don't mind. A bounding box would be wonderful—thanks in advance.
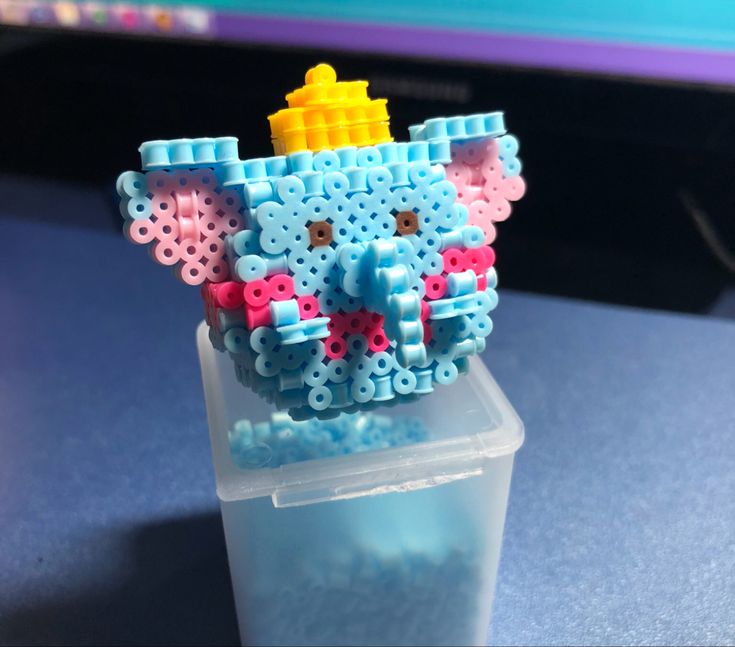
[197,322,523,646]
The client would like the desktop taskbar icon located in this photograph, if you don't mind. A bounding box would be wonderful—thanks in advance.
[0,0,213,36]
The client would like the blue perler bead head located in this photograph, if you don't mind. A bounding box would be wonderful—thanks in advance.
[116,63,526,419]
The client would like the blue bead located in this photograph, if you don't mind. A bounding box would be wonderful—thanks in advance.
[275,176,306,204]
[465,114,486,136]
[167,139,195,166]
[345,334,368,358]
[396,343,427,368]
[265,156,288,177]
[235,254,267,281]
[331,213,354,245]
[224,327,250,354]
[452,204,470,227]
[412,368,434,394]
[452,338,475,359]
[352,377,376,403]
[376,267,408,296]
[433,180,457,206]
[393,369,417,394]
[231,230,261,257]
[250,326,278,352]
[434,360,458,385]
[428,139,451,164]
[424,118,448,140]
[392,186,416,212]
[356,146,381,168]
[296,171,325,197]
[287,150,314,173]
[406,142,430,163]
[397,320,423,344]
[385,162,410,187]
[117,171,146,199]
[123,197,151,220]
[328,382,351,408]
[373,375,395,401]
[341,166,366,194]
[485,288,499,311]
[408,161,433,187]
[471,314,493,337]
[423,251,444,276]
[255,353,280,377]
[474,289,494,314]
[278,369,304,392]
[308,385,332,411]
[446,117,466,139]
[375,142,399,164]
[303,339,326,364]
[280,345,307,370]
[139,140,170,168]
[419,230,442,253]
[462,225,485,248]
[270,299,300,327]
[487,266,498,289]
[447,270,477,297]
[327,358,350,383]
[277,317,330,345]
[219,161,248,186]
[313,149,340,172]
[454,315,472,339]
[323,171,350,197]
[263,229,292,255]
[428,293,481,320]
[243,158,268,180]
[498,133,519,158]
[373,212,396,239]
[455,355,471,374]
[317,290,340,314]
[502,158,522,177]
[214,137,239,162]
[370,351,393,376]
[335,146,357,167]
[304,360,329,387]
[262,253,289,277]
[367,166,392,194]
[242,181,275,208]
[407,124,424,141]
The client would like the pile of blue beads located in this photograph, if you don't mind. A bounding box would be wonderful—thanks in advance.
[229,411,430,469]
[245,545,481,645]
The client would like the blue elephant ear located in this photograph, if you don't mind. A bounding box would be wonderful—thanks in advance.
[117,137,246,285]
[408,113,506,147]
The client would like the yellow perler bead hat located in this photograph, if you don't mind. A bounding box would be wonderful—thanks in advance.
[267,63,393,155]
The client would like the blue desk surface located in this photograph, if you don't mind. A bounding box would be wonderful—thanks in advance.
[2,204,735,645]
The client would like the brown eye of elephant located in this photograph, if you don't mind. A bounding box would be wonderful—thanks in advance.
[395,211,418,235]
[308,221,333,247]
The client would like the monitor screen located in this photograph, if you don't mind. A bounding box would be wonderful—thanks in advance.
[2,0,735,85]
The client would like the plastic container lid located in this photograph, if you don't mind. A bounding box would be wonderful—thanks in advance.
[197,321,524,508]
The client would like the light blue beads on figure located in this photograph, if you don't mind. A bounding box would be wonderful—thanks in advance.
[116,62,526,421]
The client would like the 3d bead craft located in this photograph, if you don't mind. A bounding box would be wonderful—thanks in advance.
[117,63,525,420]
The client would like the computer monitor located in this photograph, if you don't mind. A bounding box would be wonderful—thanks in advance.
[1,0,735,86]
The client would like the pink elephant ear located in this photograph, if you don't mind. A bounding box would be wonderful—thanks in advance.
[445,136,525,245]
[118,167,245,285]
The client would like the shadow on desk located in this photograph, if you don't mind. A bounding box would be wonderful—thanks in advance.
[2,513,240,646]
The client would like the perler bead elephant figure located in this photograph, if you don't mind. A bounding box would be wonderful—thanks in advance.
[116,64,525,419]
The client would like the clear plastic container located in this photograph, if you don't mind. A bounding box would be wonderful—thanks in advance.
[196,321,524,647]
